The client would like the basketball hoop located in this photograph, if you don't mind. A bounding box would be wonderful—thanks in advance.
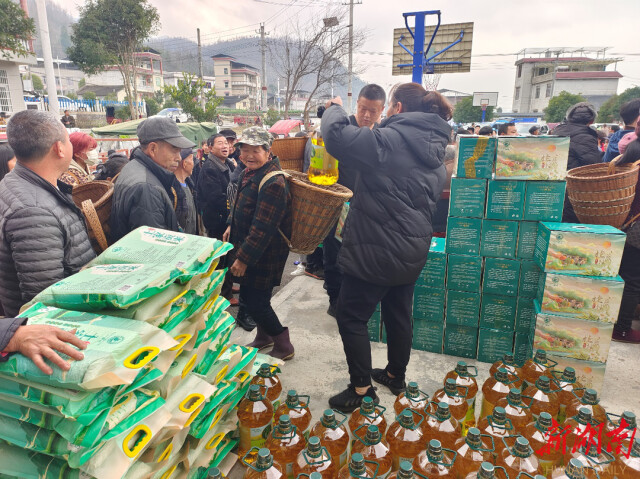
[481,100,489,111]
[423,73,441,92]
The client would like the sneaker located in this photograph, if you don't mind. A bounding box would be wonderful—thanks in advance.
[371,368,406,396]
[612,328,640,343]
[327,301,337,318]
[329,384,379,413]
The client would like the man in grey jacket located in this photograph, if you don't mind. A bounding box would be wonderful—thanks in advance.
[0,110,96,316]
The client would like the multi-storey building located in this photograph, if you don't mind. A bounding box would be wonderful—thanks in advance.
[212,54,260,109]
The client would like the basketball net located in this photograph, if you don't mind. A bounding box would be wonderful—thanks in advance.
[423,73,441,92]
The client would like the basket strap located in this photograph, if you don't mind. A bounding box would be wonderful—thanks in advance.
[258,170,293,248]
[81,199,109,252]
[607,154,625,175]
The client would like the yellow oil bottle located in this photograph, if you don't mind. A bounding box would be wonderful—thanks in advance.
[563,407,596,462]
[274,390,312,438]
[552,457,601,479]
[489,354,524,390]
[444,361,479,434]
[308,129,338,186]
[337,453,377,479]
[565,388,607,428]
[242,448,285,479]
[291,436,336,479]
[238,385,274,457]
[495,388,533,433]
[393,381,429,416]
[497,436,543,478]
[614,437,640,479]
[480,368,517,420]
[386,460,417,479]
[310,409,350,470]
[431,378,470,433]
[566,444,615,479]
[520,350,556,390]
[452,427,495,478]
[352,425,393,479]
[385,409,425,471]
[602,411,636,455]
[422,401,462,451]
[523,375,560,420]
[250,364,283,406]
[349,397,387,439]
[265,414,306,478]
[477,406,515,462]
[525,412,562,476]
[413,439,457,479]
[463,462,510,479]
[551,366,584,423]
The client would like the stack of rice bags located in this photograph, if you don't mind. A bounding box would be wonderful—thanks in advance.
[0,227,264,479]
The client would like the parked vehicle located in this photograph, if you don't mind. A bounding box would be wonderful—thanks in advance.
[154,108,190,123]
[515,122,549,136]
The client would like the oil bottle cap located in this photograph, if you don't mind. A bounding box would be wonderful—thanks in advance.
[365,425,380,443]
[537,412,553,430]
[582,389,598,405]
[492,406,507,423]
[534,349,547,364]
[577,407,593,424]
[477,462,495,479]
[502,354,515,365]
[444,378,457,395]
[322,409,337,427]
[466,428,482,448]
[562,367,576,382]
[621,411,637,428]
[406,381,420,398]
[286,390,299,406]
[427,439,443,461]
[309,474,322,479]
[399,410,415,428]
[361,396,374,412]
[436,401,451,420]
[398,461,414,479]
[257,363,272,377]
[507,388,522,405]
[350,453,366,474]
[207,467,222,479]
[455,361,468,375]
[536,376,551,391]
[495,367,509,382]
[278,414,292,430]
[513,437,532,457]
[565,458,586,479]
[248,384,261,400]
[307,436,322,456]
[256,448,273,469]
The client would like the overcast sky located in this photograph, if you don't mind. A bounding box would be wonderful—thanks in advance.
[54,0,640,109]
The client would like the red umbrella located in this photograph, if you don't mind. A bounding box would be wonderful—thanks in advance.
[268,119,303,136]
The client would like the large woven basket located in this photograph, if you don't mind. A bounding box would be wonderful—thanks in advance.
[283,170,352,254]
[566,155,640,228]
[271,137,307,161]
[72,181,114,252]
[279,157,304,172]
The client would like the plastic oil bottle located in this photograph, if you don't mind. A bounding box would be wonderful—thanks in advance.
[291,436,336,479]
[563,407,595,462]
[337,453,377,479]
[614,437,640,479]
[308,126,338,186]
[565,388,607,426]
[207,467,223,479]
[520,350,555,390]
[463,462,510,479]
[480,367,517,420]
[349,396,387,439]
[497,436,543,478]
[413,439,457,479]
[489,354,524,389]
[422,401,462,450]
[274,390,312,438]
[238,385,274,456]
[385,409,425,470]
[242,448,285,479]
[523,375,560,420]
[265,414,306,478]
[567,444,615,479]
[551,457,600,479]
[453,427,494,478]
[602,411,636,453]
[386,460,417,479]
[432,378,469,433]
[525,412,562,476]
[393,381,429,416]
[477,406,515,462]
[552,367,584,423]
[496,388,533,433]
[352,425,393,479]
[310,409,349,470]
[250,364,283,407]
[445,361,479,433]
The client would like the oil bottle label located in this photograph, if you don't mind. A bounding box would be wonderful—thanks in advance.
[250,424,271,449]
[462,403,476,435]
[539,458,558,477]
[286,462,294,478]
[310,144,325,170]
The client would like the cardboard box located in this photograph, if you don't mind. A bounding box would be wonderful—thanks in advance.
[524,181,566,222]
[517,221,539,260]
[413,320,444,353]
[485,180,525,220]
[483,257,520,297]
[515,297,537,333]
[514,332,534,365]
[455,135,496,179]
[481,220,518,259]
[495,136,570,181]
[446,217,483,255]
[413,285,446,322]
[449,178,487,218]
[368,310,381,342]
[534,222,626,277]
[519,261,542,299]
[446,290,481,327]
[381,319,387,344]
[480,294,517,330]
[477,328,514,363]
[534,309,613,363]
[444,324,478,359]
[447,254,483,292]
[548,354,606,394]
[417,237,447,288]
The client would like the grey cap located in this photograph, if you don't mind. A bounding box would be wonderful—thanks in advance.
[566,102,597,125]
[137,117,196,148]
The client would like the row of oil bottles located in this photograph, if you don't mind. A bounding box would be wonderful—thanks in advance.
[235,355,639,479]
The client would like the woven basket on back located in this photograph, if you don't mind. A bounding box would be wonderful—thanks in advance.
[279,157,304,172]
[271,137,307,160]
[72,180,114,252]
[566,155,640,228]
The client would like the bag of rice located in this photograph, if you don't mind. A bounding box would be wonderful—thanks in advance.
[185,416,237,470]
[0,444,91,479]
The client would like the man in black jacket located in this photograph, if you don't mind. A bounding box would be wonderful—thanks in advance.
[110,117,195,241]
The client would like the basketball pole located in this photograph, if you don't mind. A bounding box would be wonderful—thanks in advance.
[481,105,487,122]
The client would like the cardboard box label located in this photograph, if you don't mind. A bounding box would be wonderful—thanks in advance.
[483,257,521,297]
[447,255,483,292]
[514,332,534,365]
[455,136,496,179]
[413,285,445,322]
[481,220,518,259]
[519,261,542,299]
[444,324,478,359]
[446,217,483,255]
[480,294,517,330]
[495,137,570,180]
[449,178,487,218]
[517,221,539,260]
[477,328,514,363]
[546,354,606,394]
[417,238,447,288]
[515,297,536,333]
[446,291,481,327]
[524,181,566,222]
[412,321,444,353]
[485,180,525,220]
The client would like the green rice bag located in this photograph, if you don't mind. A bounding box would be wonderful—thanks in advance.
[186,381,237,439]
[0,444,91,479]
[195,310,235,351]
[185,419,237,471]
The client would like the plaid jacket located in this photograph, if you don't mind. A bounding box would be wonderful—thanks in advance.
[229,159,291,290]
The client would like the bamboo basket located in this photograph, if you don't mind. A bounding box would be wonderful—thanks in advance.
[72,180,113,252]
[279,157,304,172]
[271,137,307,160]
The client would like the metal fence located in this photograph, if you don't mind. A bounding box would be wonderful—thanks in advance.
[23,96,146,113]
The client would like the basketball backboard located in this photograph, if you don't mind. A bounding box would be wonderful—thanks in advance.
[472,92,499,107]
[392,22,473,76]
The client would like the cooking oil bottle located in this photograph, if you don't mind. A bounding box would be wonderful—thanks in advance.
[422,401,462,450]
[453,427,494,478]
[275,390,312,438]
[520,350,556,390]
[565,388,607,426]
[551,366,584,423]
[413,439,457,479]
[567,444,615,479]
[310,409,349,469]
[524,412,562,476]
[497,436,543,478]
[489,354,524,389]
[614,437,640,479]
[385,409,425,470]
[431,378,469,433]
[238,385,275,456]
[523,375,560,420]
[349,396,387,439]
[563,407,595,462]
[291,436,336,479]
[207,467,223,479]
[242,447,285,479]
[444,361,479,433]
[463,462,510,479]
[337,452,377,479]
[386,460,417,479]
[308,127,338,186]
[477,406,515,462]
[393,381,429,416]
[480,367,517,420]
[551,457,600,479]
[496,388,533,433]
[352,425,393,479]
[251,364,283,406]
[602,411,636,453]
[265,414,306,478]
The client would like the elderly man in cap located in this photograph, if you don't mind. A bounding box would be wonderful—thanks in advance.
[223,127,294,360]
[110,117,195,241]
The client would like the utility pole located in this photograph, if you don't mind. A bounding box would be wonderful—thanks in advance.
[197,28,205,109]
[35,0,59,116]
[257,23,269,111]
[56,57,63,96]
[342,0,360,114]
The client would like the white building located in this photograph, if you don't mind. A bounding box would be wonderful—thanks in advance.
[212,54,261,109]
[163,72,216,92]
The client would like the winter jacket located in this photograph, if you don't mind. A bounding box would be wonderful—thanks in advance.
[603,128,635,163]
[0,163,96,316]
[551,122,603,170]
[0,317,27,358]
[228,159,292,290]
[197,155,235,238]
[173,177,198,235]
[110,147,179,242]
[322,105,450,286]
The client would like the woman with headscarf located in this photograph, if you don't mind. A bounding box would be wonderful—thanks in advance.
[60,132,99,186]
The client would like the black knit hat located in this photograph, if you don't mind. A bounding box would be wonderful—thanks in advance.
[566,102,597,125]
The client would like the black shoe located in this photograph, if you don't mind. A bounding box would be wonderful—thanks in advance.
[371,368,406,396]
[304,266,325,280]
[327,301,336,318]
[235,310,257,332]
[329,384,379,413]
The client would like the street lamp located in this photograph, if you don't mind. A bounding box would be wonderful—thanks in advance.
[323,17,340,98]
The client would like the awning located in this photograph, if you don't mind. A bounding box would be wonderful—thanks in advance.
[268,120,303,135]
[92,119,218,146]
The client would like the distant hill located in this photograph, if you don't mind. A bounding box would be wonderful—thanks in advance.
[27,0,74,59]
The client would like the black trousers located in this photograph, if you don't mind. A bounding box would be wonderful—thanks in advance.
[208,226,234,299]
[306,246,323,270]
[336,274,414,387]
[323,222,343,304]
[616,243,640,333]
[239,285,285,337]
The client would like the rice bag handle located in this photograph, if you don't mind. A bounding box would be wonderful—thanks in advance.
[157,442,173,462]
[179,393,206,413]
[123,346,161,369]
[215,365,229,383]
[206,432,226,450]
[169,333,192,352]
[82,198,108,252]
[122,424,153,458]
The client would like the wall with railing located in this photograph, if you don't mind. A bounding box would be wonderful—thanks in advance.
[23,96,146,113]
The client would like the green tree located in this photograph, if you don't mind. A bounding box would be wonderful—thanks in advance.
[0,0,36,60]
[145,97,160,116]
[596,87,640,123]
[543,91,586,123]
[67,0,160,119]
[83,91,97,101]
[264,108,281,126]
[452,97,495,123]
[78,77,86,88]
[31,74,44,92]
[105,92,118,101]
[66,92,78,100]
[163,73,223,122]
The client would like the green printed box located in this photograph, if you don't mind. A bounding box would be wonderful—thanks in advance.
[481,220,518,259]
[483,257,520,297]
[517,221,539,260]
[446,217,483,255]
[413,285,445,322]
[534,222,626,277]
[480,294,517,330]
[514,332,534,365]
[537,272,624,323]
[519,261,542,298]
[455,135,496,179]
[485,180,525,220]
[444,324,478,359]
[381,319,387,344]
[524,181,566,222]
[446,254,483,293]
[449,178,487,218]
[515,297,536,333]
[446,290,481,327]
[413,320,444,353]
[495,136,570,180]
[368,310,381,342]
[477,328,514,363]
[417,237,447,287]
